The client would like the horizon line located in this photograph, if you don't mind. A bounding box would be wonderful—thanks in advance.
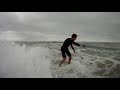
[2,40,120,43]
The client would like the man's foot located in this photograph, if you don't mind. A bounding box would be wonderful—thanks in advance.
[59,58,66,67]
[68,62,71,64]
[59,64,61,67]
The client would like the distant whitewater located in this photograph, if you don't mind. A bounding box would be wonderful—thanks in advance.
[0,41,120,78]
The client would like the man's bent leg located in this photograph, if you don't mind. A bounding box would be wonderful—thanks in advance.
[68,56,72,64]
[66,49,72,64]
[59,58,66,67]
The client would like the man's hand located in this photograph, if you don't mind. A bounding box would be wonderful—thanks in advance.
[83,45,86,47]
[73,50,76,53]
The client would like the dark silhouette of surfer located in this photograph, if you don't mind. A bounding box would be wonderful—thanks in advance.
[59,34,85,67]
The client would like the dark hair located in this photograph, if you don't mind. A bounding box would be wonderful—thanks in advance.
[71,34,77,38]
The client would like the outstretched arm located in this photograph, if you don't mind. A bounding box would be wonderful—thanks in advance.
[73,42,80,46]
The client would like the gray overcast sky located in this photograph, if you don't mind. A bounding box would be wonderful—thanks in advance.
[0,12,120,42]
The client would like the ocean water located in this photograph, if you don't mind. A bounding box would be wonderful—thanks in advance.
[0,40,120,78]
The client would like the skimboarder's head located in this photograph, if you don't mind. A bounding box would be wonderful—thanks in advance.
[71,34,77,41]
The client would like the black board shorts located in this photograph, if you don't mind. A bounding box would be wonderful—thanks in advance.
[61,47,71,58]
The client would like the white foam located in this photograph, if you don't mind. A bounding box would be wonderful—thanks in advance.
[0,41,52,78]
